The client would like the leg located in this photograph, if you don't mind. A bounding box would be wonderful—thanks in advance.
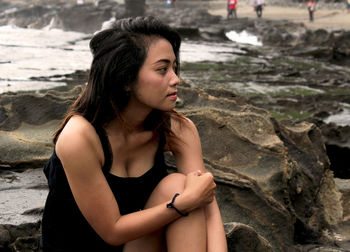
[309,10,312,21]
[227,9,232,19]
[256,6,262,18]
[166,207,206,252]
[123,173,207,252]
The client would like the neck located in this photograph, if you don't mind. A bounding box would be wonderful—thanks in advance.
[107,103,153,134]
[124,104,152,129]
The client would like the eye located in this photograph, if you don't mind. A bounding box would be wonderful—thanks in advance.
[157,66,168,73]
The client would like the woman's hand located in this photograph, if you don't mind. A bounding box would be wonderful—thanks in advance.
[178,170,216,212]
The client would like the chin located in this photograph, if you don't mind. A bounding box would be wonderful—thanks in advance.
[158,105,175,112]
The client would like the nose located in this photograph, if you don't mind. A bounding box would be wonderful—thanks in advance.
[169,70,180,87]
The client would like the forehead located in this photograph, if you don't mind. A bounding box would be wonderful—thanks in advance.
[144,38,176,64]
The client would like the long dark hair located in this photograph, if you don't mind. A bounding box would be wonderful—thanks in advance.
[53,16,182,143]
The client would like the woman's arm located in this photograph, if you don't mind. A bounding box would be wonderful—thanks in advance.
[169,116,228,252]
[55,116,215,246]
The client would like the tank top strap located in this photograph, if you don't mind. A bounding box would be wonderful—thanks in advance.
[94,126,113,173]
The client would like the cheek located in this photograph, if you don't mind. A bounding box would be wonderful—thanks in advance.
[138,76,164,94]
[133,80,159,102]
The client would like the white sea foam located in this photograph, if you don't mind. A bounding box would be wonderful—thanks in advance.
[225,30,263,46]
[324,103,350,127]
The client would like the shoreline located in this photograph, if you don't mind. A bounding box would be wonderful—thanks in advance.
[3,0,350,31]
[208,0,350,31]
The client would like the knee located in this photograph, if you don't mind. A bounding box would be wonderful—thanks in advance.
[146,173,186,207]
[157,173,186,198]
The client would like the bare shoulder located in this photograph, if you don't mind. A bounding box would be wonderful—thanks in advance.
[168,114,201,153]
[168,114,205,173]
[170,114,198,136]
[56,115,103,166]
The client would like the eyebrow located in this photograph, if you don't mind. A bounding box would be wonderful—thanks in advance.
[153,59,177,65]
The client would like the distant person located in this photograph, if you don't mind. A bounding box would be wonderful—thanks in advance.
[253,0,265,18]
[166,0,177,8]
[227,0,238,19]
[307,0,316,22]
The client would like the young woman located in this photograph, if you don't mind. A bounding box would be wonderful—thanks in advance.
[41,16,227,252]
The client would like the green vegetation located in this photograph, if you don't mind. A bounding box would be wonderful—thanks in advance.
[270,58,322,71]
[234,57,252,65]
[181,62,227,71]
[327,89,350,96]
[180,55,350,124]
[269,87,322,97]
[270,110,312,121]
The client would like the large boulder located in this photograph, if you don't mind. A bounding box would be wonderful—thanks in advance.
[0,85,346,251]
[0,86,82,168]
[175,86,343,251]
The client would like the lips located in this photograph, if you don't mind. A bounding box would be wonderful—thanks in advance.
[167,91,178,100]
[167,91,177,97]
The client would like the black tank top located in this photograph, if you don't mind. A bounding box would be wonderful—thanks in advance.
[41,127,168,252]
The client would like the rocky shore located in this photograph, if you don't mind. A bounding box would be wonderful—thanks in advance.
[0,0,350,251]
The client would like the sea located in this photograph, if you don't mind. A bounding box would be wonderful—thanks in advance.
[1,24,349,126]
[0,24,257,93]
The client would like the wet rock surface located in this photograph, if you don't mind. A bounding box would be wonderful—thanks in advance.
[1,0,350,251]
[1,85,349,251]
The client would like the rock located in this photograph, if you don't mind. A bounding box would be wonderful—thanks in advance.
[317,170,343,226]
[0,90,78,131]
[0,168,48,225]
[56,1,123,34]
[0,222,41,251]
[1,84,346,251]
[0,82,347,251]
[0,227,11,249]
[224,222,273,252]
[332,31,350,65]
[9,235,41,252]
[335,178,350,221]
[174,87,342,250]
[0,86,83,168]
[0,166,46,250]
[0,0,122,34]
[0,121,58,169]
[316,123,350,179]
[285,46,333,59]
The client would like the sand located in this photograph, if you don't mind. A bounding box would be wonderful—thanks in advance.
[208,0,350,30]
[4,0,350,31]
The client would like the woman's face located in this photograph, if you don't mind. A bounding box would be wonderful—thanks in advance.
[129,38,180,112]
